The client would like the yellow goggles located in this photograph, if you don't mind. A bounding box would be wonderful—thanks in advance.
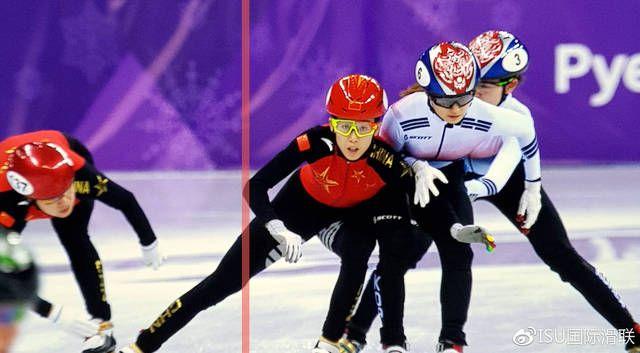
[329,118,378,138]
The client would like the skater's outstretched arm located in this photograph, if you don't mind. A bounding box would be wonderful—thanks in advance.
[80,164,157,246]
[0,192,28,234]
[246,126,334,263]
[77,164,165,269]
[465,137,521,200]
[247,126,330,222]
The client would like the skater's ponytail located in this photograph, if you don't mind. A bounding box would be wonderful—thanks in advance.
[399,83,425,98]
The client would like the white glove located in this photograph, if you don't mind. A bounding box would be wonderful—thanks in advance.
[450,223,496,252]
[48,304,100,338]
[412,160,448,207]
[517,181,542,233]
[464,179,487,201]
[265,219,302,263]
[141,240,166,270]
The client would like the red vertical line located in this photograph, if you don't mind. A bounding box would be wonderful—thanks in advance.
[241,0,251,353]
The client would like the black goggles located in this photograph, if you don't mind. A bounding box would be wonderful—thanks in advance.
[428,91,475,108]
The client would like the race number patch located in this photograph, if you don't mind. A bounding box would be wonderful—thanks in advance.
[6,171,33,196]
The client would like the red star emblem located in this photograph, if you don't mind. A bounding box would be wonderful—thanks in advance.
[312,166,339,193]
[351,169,365,184]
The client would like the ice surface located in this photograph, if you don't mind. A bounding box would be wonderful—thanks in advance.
[12,166,640,352]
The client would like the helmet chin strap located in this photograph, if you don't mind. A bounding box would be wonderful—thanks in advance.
[498,76,520,105]
[499,86,509,105]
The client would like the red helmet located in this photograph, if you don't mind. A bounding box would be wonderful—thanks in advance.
[326,74,388,120]
[6,142,75,200]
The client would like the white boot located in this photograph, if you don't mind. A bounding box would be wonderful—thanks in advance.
[117,343,144,353]
[338,337,365,353]
[312,337,339,353]
[435,340,463,353]
[384,345,407,353]
[82,320,116,353]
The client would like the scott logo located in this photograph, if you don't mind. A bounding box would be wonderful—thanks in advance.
[373,214,402,224]
[555,44,640,107]
[409,136,432,140]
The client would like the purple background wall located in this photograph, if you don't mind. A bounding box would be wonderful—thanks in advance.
[2,0,639,170]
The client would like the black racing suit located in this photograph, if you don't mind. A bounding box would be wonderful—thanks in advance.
[0,132,157,322]
[481,163,637,343]
[346,160,471,345]
[133,125,422,352]
[346,160,638,348]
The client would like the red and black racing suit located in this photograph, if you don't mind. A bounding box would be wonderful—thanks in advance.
[0,130,157,322]
[133,125,427,352]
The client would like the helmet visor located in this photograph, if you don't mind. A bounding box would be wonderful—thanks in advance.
[428,91,475,108]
